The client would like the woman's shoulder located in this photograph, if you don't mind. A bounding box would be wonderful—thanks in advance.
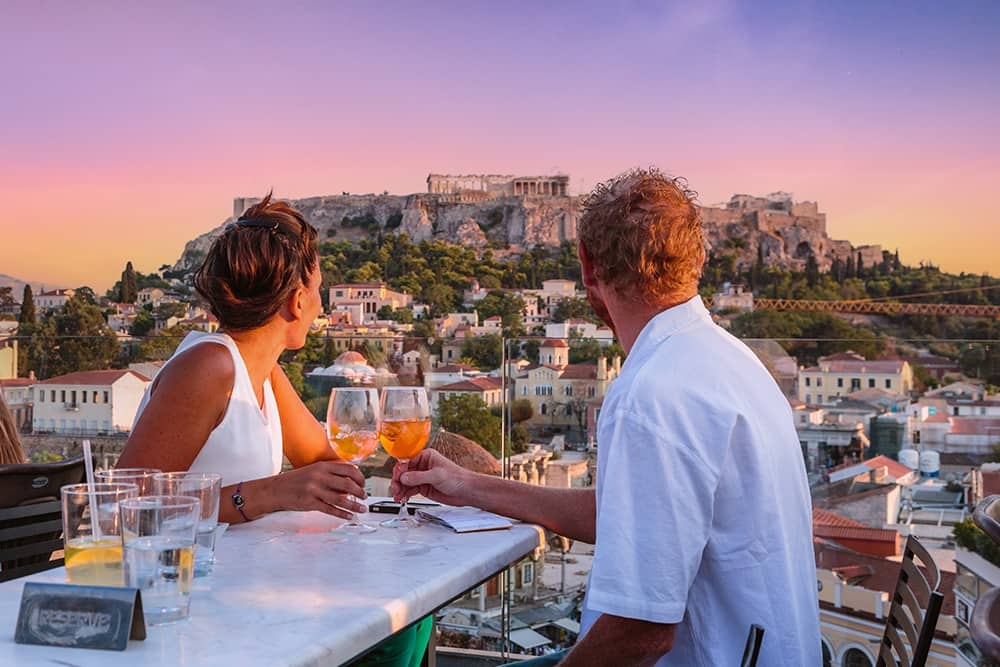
[153,340,236,397]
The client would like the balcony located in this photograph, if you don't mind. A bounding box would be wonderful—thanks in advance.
[62,402,79,411]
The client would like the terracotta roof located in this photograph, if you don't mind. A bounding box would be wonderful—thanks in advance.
[814,541,955,616]
[813,508,869,529]
[39,369,149,385]
[431,364,474,373]
[559,364,598,380]
[824,360,906,373]
[437,377,502,393]
[335,351,367,365]
[0,378,33,388]
[863,455,915,480]
[924,414,950,423]
[820,352,866,362]
[950,417,1000,436]
[813,525,898,544]
[540,338,569,348]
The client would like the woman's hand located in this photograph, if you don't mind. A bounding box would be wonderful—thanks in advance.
[266,460,368,520]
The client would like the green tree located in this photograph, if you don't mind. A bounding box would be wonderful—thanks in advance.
[551,297,594,323]
[568,337,602,364]
[510,398,534,424]
[137,324,197,361]
[510,423,530,454]
[436,394,501,457]
[120,261,139,303]
[129,310,155,336]
[460,334,502,370]
[805,254,820,288]
[0,286,14,313]
[47,292,120,375]
[423,284,457,315]
[475,290,525,335]
[18,285,35,326]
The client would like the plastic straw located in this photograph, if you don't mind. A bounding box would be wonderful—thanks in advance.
[82,439,102,540]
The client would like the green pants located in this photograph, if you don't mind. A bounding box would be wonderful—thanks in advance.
[349,615,433,667]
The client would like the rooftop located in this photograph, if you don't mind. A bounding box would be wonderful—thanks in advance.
[540,338,569,348]
[38,369,150,385]
[436,377,502,393]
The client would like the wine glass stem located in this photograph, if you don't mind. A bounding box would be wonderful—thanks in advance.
[398,458,410,519]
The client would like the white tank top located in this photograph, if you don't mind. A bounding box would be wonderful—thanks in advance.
[134,331,283,487]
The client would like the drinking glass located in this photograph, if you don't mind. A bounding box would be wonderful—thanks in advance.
[153,472,222,577]
[120,496,199,625]
[96,468,162,496]
[327,387,380,534]
[378,386,431,529]
[61,482,139,586]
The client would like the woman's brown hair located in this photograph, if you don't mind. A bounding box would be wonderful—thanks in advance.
[0,391,27,465]
[195,193,318,331]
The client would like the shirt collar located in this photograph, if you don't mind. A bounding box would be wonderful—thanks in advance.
[624,295,712,364]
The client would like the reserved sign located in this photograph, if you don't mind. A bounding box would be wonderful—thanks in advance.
[15,582,146,651]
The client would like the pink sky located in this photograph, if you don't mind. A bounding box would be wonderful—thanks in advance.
[2,2,997,291]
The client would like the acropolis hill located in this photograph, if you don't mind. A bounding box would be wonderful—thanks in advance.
[172,174,881,275]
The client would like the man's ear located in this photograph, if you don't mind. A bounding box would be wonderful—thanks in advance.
[578,240,597,288]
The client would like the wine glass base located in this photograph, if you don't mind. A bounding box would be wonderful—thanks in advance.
[336,520,376,534]
[380,515,420,529]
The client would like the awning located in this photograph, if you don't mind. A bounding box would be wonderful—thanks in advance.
[508,627,552,650]
[551,617,580,635]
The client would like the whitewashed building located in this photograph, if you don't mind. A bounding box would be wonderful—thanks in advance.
[31,369,151,435]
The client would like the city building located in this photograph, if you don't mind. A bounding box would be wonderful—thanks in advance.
[954,548,1000,666]
[35,288,74,311]
[513,351,621,435]
[328,284,412,324]
[0,377,33,432]
[31,369,151,435]
[798,352,914,406]
[0,337,16,379]
[543,320,614,345]
[432,376,503,411]
[711,282,754,313]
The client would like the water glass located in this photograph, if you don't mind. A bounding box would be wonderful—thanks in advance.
[153,472,222,577]
[96,468,162,496]
[61,483,139,586]
[120,496,200,625]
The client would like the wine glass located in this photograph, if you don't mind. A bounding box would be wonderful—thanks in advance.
[327,387,381,534]
[378,386,431,529]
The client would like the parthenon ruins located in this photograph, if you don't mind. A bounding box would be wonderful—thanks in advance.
[427,173,570,197]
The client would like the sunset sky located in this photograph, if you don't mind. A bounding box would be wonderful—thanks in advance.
[2,1,998,291]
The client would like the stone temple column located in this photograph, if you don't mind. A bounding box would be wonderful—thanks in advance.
[525,458,538,485]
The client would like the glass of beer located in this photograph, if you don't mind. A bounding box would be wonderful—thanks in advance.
[120,495,199,625]
[378,386,431,529]
[327,386,380,534]
[96,467,161,496]
[61,482,139,586]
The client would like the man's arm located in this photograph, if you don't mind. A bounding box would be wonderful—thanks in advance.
[560,614,675,666]
[392,449,596,543]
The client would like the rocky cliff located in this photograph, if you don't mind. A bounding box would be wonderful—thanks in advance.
[171,191,877,277]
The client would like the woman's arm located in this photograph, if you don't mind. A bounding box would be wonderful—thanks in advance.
[117,344,233,471]
[269,364,337,467]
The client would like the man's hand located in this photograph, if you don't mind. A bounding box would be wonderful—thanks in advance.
[390,449,475,507]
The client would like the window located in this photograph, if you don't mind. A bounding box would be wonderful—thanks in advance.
[842,647,873,667]
[522,386,527,396]
[521,563,534,585]
[805,395,812,404]
[805,377,812,387]
[39,392,44,403]
[93,391,98,403]
[816,395,823,404]
[103,391,109,403]
[885,379,892,390]
[851,378,861,391]
[817,378,822,387]
[868,378,876,388]
[588,387,596,398]
[50,390,56,402]
[800,414,807,424]
[837,378,844,388]
[565,386,573,397]
[60,390,66,402]
[566,404,573,416]
[71,390,77,404]
[82,392,87,403]
[954,406,960,416]
[102,420,110,432]
[983,407,988,416]
[540,404,547,415]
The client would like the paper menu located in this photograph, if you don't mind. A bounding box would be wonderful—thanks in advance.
[416,506,512,533]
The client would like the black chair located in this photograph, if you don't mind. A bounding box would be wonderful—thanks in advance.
[0,457,87,582]
[875,535,944,667]
[740,624,765,667]
[974,495,1000,545]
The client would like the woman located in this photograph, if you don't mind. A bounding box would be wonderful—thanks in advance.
[117,194,366,523]
[0,390,28,465]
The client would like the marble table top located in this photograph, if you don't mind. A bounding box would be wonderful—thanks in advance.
[0,500,544,666]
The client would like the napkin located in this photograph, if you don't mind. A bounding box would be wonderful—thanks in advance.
[415,506,512,533]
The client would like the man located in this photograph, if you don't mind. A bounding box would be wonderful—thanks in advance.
[393,169,821,665]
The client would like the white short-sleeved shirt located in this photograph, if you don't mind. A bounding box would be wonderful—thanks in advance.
[578,296,821,666]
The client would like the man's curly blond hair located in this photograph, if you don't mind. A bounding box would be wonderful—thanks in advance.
[578,168,705,305]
